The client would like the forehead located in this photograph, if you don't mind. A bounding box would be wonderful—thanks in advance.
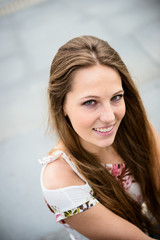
[70,65,122,95]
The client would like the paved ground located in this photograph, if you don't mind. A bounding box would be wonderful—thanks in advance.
[0,0,160,239]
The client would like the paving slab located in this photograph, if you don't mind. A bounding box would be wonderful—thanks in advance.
[135,18,160,65]
[139,78,160,133]
[41,229,70,240]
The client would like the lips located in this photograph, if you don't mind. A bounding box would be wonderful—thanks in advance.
[93,125,115,133]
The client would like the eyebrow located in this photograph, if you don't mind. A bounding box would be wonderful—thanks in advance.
[80,90,124,100]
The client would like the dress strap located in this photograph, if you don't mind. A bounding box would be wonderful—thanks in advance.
[39,150,87,183]
[39,150,64,165]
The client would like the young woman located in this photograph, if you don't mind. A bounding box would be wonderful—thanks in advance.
[39,36,160,240]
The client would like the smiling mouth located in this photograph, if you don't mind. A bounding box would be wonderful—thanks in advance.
[93,125,115,133]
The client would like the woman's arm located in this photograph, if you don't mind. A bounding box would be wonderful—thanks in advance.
[150,123,160,158]
[65,203,153,240]
[150,122,160,191]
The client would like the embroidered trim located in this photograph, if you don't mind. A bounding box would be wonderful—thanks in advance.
[50,197,99,222]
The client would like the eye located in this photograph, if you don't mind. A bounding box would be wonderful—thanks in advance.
[83,100,96,106]
[111,94,124,102]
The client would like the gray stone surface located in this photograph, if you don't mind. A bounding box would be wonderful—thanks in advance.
[41,229,70,240]
[0,0,160,240]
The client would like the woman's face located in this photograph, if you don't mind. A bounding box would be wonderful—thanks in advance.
[63,64,126,153]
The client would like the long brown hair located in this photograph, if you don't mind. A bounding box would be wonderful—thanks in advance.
[48,36,160,233]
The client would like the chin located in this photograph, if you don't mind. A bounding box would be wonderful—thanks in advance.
[95,139,115,149]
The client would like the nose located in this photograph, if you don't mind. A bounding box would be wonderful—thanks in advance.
[99,103,115,123]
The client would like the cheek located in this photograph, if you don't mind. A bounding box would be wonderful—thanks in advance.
[69,111,95,130]
[76,115,93,128]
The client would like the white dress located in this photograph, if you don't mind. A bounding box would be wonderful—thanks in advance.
[39,150,144,240]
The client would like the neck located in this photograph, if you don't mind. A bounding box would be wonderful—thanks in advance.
[90,145,125,164]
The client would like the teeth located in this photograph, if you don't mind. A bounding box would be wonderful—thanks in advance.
[94,126,113,132]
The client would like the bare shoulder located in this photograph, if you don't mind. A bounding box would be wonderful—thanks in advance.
[149,122,160,152]
[42,155,85,190]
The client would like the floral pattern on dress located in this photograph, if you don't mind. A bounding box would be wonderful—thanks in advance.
[49,197,99,222]
[105,163,135,191]
[105,163,143,204]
